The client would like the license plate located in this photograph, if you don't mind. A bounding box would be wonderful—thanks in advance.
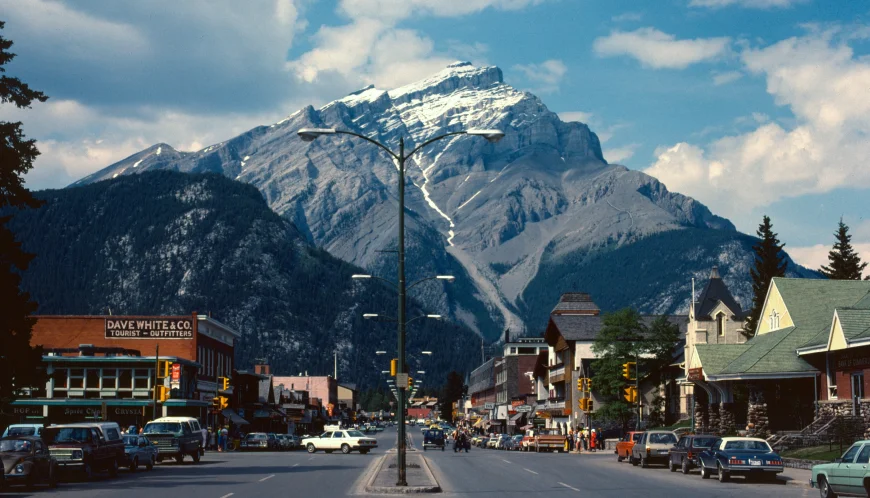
[749,460,762,466]
[658,450,669,454]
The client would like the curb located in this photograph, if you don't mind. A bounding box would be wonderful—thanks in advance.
[364,454,442,494]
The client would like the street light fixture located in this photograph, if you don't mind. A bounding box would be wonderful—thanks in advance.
[375,350,387,355]
[299,125,503,486]
[421,351,433,355]
[363,314,379,319]
[381,370,390,374]
[417,371,426,374]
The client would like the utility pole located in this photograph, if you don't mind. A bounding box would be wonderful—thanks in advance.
[152,345,159,420]
[334,351,338,380]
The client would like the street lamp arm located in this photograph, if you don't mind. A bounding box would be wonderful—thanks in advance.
[356,274,399,290]
[333,130,400,161]
[407,275,451,291]
[406,131,468,159]
[404,314,440,326]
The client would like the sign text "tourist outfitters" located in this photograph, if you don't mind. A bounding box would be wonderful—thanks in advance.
[105,318,194,339]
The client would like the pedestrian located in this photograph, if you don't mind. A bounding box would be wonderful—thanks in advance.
[566,430,574,453]
[221,425,229,451]
[590,429,597,452]
[209,428,216,451]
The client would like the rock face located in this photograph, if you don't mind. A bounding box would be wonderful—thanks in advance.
[9,171,481,387]
[74,62,809,340]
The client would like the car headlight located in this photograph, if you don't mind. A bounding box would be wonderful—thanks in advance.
[15,464,25,474]
[72,450,83,459]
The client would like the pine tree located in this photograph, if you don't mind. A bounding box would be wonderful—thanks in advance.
[0,21,47,412]
[820,219,867,280]
[744,215,788,339]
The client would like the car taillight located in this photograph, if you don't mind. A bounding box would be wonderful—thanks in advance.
[769,459,783,466]
[729,457,746,465]
[687,451,693,459]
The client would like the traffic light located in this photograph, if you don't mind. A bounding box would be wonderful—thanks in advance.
[587,400,594,412]
[577,378,592,392]
[390,358,398,376]
[578,378,582,391]
[211,397,221,409]
[219,376,230,391]
[408,376,414,389]
[622,362,636,380]
[154,385,169,402]
[623,386,638,404]
[157,360,171,379]
[586,379,592,393]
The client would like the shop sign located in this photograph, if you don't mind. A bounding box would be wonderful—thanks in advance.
[836,355,870,369]
[1,405,44,417]
[50,406,102,419]
[511,399,524,407]
[516,405,532,413]
[105,318,194,339]
[112,407,143,416]
[283,403,305,410]
[484,402,495,410]
[687,367,703,381]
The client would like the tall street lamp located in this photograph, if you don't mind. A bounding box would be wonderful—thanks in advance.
[299,126,503,485]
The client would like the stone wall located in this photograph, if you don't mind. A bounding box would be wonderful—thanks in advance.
[709,403,721,435]
[694,401,708,433]
[746,392,770,438]
[816,400,870,438]
[720,402,736,435]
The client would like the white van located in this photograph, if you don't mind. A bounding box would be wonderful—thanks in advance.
[2,423,45,437]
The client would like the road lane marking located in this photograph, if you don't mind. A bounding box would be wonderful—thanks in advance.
[292,463,299,467]
[502,459,512,464]
[559,482,580,492]
[308,456,315,460]
[259,474,275,482]
[219,494,234,498]
[523,468,538,475]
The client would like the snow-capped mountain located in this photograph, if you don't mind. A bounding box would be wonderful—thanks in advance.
[75,62,808,339]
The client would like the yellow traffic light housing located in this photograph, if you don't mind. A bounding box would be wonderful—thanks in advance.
[211,397,221,409]
[622,362,636,381]
[578,398,588,411]
[390,359,398,376]
[155,385,169,402]
[408,376,414,389]
[219,376,230,391]
[587,400,594,412]
[623,386,638,404]
[157,360,171,379]
[218,396,229,409]
[577,378,583,391]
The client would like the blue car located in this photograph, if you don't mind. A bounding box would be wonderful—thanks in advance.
[697,437,783,483]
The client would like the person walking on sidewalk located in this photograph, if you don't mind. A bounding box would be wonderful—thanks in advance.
[590,429,597,452]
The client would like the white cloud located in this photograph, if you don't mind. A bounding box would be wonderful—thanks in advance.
[788,243,870,272]
[558,111,594,123]
[712,70,743,85]
[689,0,808,9]
[511,59,567,93]
[612,12,643,22]
[593,28,731,69]
[604,144,640,163]
[644,29,870,220]
[289,0,545,88]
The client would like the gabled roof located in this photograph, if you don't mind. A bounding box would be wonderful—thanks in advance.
[782,278,870,349]
[546,314,687,343]
[836,308,870,341]
[694,344,749,375]
[550,293,600,315]
[695,266,743,319]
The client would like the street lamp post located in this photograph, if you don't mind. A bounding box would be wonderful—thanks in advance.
[299,126,503,485]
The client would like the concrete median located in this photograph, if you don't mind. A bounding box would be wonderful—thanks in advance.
[365,453,441,494]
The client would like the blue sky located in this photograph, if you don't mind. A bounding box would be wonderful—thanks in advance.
[1,0,868,270]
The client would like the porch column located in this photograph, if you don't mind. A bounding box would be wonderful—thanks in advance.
[720,402,735,435]
[709,403,721,435]
[747,389,770,438]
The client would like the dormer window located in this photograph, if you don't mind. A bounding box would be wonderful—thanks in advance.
[769,310,780,330]
[717,313,726,336]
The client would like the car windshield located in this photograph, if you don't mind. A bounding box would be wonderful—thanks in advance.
[144,422,181,433]
[6,427,37,436]
[693,437,717,448]
[248,434,266,440]
[649,433,677,444]
[724,440,772,451]
[44,427,90,444]
[0,439,32,452]
[346,430,365,438]
[123,435,139,446]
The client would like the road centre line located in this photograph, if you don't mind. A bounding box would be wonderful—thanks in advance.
[259,474,275,482]
[559,482,580,492]
[523,468,539,475]
[293,463,299,467]
[219,494,234,498]
[502,459,512,464]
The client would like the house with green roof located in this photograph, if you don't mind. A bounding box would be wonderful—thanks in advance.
[687,277,870,435]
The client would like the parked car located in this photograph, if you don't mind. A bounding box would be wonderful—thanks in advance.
[668,434,717,474]
[631,430,678,468]
[511,435,524,451]
[521,434,535,451]
[302,429,378,454]
[266,433,280,450]
[496,435,513,450]
[2,424,45,438]
[698,437,783,482]
[0,436,58,489]
[241,433,270,451]
[811,439,870,497]
[423,429,446,451]
[287,435,301,448]
[143,417,203,463]
[487,436,501,449]
[121,435,157,472]
[616,431,643,462]
[44,422,125,479]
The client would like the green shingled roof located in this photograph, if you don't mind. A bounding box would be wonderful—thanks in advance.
[707,278,870,377]
[695,344,748,375]
[838,309,870,341]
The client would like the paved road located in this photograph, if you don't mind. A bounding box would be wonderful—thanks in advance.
[1,427,816,497]
[425,443,815,498]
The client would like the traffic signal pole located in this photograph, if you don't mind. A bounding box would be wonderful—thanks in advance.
[635,352,641,426]
[153,345,159,420]
[396,137,408,487]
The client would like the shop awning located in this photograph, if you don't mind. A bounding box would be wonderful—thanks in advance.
[508,413,524,426]
[221,408,250,426]
[473,418,486,428]
[519,424,533,431]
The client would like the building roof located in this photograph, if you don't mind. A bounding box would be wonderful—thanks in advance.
[550,293,600,315]
[701,278,870,379]
[695,266,744,319]
[839,309,870,340]
[546,314,687,343]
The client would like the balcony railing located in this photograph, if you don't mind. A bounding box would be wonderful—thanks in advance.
[542,397,566,410]
[548,365,565,378]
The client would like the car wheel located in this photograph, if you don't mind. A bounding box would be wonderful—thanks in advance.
[700,462,710,479]
[669,459,676,472]
[108,458,119,477]
[131,457,138,472]
[641,456,649,468]
[631,454,638,466]
[717,464,729,483]
[818,476,835,498]
[307,444,316,453]
[341,444,351,455]
[146,457,154,471]
[681,458,690,475]
[617,454,624,462]
[424,446,427,451]
[175,455,184,464]
[192,451,201,463]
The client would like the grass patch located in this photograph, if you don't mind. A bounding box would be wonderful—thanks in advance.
[781,445,844,462]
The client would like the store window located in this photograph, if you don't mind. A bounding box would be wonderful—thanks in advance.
[133,369,150,389]
[102,368,117,389]
[69,369,85,389]
[118,369,133,389]
[86,369,99,389]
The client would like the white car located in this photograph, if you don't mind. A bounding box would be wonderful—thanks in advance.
[302,429,378,455]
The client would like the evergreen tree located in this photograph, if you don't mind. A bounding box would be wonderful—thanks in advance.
[744,215,787,339]
[820,219,867,280]
[0,21,48,413]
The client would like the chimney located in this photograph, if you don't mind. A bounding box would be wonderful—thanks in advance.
[710,266,721,279]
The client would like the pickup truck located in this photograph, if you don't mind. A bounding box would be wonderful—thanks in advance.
[44,423,125,479]
[529,429,566,453]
